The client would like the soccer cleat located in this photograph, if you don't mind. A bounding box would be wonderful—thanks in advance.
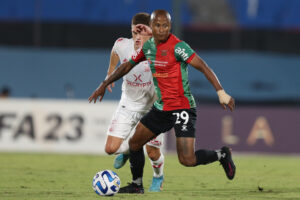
[149,176,164,192]
[113,154,129,169]
[219,146,236,180]
[118,182,144,194]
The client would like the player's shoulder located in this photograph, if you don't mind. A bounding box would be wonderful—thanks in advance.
[142,37,154,50]
[163,34,184,50]
[113,37,133,53]
[114,37,132,46]
[170,34,182,43]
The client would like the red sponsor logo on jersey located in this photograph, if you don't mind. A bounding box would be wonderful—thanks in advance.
[153,72,168,78]
[117,38,123,42]
[123,58,128,62]
[126,80,152,87]
[133,74,142,82]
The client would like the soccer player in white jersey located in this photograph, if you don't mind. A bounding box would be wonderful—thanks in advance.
[103,13,164,193]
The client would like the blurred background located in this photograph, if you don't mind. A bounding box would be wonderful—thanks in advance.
[0,0,299,154]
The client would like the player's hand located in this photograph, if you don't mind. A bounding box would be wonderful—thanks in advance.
[88,82,107,103]
[217,90,235,112]
[107,82,115,93]
[135,24,152,36]
[220,97,235,111]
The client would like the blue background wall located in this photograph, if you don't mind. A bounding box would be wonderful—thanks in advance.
[1,0,300,28]
[0,47,299,102]
[0,0,191,24]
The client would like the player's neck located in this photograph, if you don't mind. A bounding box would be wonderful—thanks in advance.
[134,44,140,51]
[154,34,170,46]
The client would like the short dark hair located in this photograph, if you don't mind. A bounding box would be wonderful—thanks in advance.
[132,12,150,26]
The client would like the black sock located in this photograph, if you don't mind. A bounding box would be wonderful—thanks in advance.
[195,149,218,165]
[129,148,145,185]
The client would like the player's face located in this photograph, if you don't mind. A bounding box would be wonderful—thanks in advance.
[151,15,171,43]
[131,25,144,50]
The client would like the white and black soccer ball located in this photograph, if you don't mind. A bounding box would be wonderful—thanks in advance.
[92,170,121,196]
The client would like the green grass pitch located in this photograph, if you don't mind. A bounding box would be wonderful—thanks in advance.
[1,152,300,200]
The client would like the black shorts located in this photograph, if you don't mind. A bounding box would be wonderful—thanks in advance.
[140,106,197,137]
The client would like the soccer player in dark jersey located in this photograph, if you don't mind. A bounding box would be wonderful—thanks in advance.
[89,9,236,193]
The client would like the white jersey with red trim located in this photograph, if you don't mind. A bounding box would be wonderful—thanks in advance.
[112,38,156,111]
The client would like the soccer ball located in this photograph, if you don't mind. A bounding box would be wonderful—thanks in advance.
[92,170,121,196]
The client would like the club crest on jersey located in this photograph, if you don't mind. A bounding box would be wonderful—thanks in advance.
[160,49,168,56]
[175,47,189,61]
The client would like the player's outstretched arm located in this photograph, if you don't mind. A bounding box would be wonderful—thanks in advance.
[88,61,135,103]
[189,54,235,111]
[107,50,120,92]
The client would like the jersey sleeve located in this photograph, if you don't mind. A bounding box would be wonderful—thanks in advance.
[129,48,146,65]
[112,38,124,54]
[174,41,195,63]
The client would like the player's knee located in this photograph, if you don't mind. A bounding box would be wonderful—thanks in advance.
[146,147,160,161]
[147,150,160,161]
[178,156,195,167]
[104,145,117,155]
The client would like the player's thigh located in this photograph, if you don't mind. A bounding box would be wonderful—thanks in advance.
[106,105,137,140]
[173,108,197,166]
[173,108,197,138]
[105,135,124,154]
[129,122,157,151]
[140,106,174,135]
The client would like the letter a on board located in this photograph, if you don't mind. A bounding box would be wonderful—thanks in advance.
[247,116,274,146]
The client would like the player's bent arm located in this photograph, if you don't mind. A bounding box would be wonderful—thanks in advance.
[189,54,223,91]
[106,50,120,92]
[107,50,120,75]
[104,61,135,87]
[88,61,136,103]
[189,54,235,110]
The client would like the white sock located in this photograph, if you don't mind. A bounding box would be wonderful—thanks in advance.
[215,149,226,160]
[149,154,164,178]
[132,177,143,185]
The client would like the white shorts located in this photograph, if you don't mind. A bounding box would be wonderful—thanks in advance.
[107,104,164,148]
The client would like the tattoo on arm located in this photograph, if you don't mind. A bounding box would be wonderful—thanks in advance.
[104,62,135,86]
